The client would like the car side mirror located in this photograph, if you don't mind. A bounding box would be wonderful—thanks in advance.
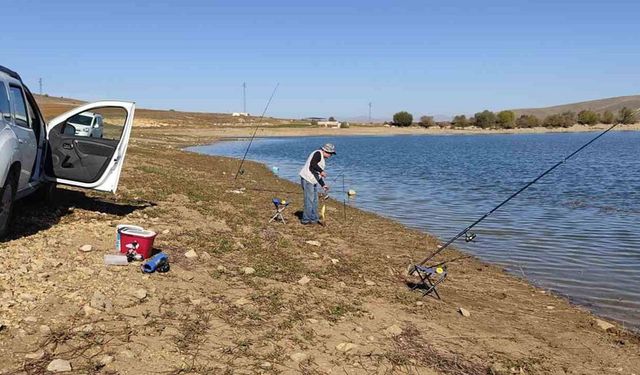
[93,123,100,128]
[63,123,76,135]
[2,112,10,121]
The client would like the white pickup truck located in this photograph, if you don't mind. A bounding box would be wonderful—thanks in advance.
[0,65,135,238]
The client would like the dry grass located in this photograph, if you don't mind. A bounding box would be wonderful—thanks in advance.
[0,97,638,374]
[385,325,489,375]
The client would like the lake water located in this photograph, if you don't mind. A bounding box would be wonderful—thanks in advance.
[187,132,640,330]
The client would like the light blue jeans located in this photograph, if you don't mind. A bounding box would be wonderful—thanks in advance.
[301,177,319,223]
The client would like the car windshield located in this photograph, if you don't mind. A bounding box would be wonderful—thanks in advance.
[69,114,93,126]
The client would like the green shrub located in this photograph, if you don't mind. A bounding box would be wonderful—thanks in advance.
[418,115,436,128]
[468,117,476,127]
[543,111,576,128]
[452,115,468,127]
[562,111,577,126]
[601,110,614,124]
[577,110,599,125]
[340,122,350,128]
[516,114,540,128]
[474,110,496,129]
[496,110,516,128]
[543,114,561,128]
[393,111,413,127]
[618,107,637,124]
[451,115,469,128]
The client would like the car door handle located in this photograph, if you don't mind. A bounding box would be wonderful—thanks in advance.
[18,138,25,144]
[63,143,73,150]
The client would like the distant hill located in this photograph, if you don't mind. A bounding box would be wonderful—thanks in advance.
[511,95,640,118]
[33,94,293,128]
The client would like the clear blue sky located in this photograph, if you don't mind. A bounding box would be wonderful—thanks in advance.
[2,0,639,120]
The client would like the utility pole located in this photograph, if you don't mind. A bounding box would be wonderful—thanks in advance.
[39,78,43,95]
[368,102,372,123]
[243,82,246,113]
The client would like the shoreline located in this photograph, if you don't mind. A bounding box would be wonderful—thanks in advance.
[1,114,639,373]
[187,136,640,331]
[138,122,640,145]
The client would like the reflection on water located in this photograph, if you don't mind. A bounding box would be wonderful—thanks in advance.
[188,132,640,330]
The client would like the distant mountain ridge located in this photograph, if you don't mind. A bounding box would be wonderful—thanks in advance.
[511,95,640,118]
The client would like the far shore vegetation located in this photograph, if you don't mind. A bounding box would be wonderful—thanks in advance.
[389,107,638,129]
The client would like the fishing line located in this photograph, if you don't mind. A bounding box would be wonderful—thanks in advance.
[342,174,347,221]
[329,171,347,186]
[429,255,473,269]
[234,83,280,180]
[418,114,638,268]
[324,170,350,221]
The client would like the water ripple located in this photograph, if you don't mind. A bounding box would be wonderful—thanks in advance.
[188,131,640,330]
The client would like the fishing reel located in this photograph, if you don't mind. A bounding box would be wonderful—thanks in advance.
[465,232,477,242]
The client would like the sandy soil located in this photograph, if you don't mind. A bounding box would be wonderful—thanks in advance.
[0,102,638,374]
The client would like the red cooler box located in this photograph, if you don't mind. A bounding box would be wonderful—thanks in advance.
[119,227,157,259]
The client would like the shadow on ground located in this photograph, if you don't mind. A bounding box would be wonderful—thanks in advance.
[7,188,154,241]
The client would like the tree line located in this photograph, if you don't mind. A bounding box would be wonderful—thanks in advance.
[391,107,637,128]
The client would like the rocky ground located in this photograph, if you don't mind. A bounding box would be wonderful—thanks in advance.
[0,104,639,374]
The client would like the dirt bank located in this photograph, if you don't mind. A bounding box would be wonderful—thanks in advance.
[0,110,639,374]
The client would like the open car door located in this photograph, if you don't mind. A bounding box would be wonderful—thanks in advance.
[45,101,135,193]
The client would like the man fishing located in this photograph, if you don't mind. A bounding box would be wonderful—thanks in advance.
[299,143,336,225]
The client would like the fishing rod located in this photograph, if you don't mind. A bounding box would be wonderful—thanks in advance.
[234,83,280,180]
[418,114,638,267]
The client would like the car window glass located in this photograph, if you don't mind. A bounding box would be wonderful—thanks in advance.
[9,85,29,128]
[61,107,126,141]
[26,97,36,124]
[0,82,10,117]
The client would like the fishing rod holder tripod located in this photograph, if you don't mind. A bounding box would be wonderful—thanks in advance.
[409,264,448,299]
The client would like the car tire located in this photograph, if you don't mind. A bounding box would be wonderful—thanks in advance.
[0,174,17,240]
